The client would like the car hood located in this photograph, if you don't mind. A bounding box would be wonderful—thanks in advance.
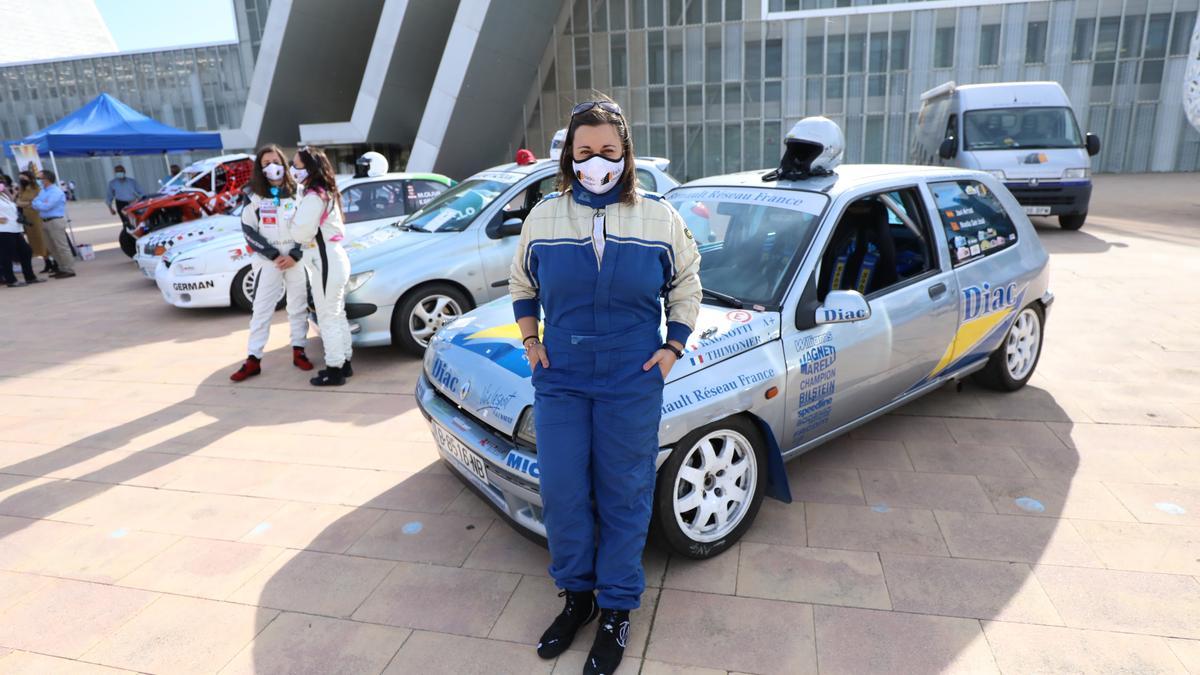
[141,215,242,251]
[968,147,1089,179]
[344,225,447,266]
[424,299,781,436]
[162,230,247,265]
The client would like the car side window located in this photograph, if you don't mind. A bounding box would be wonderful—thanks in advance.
[929,180,1019,267]
[405,180,447,212]
[816,187,937,301]
[636,168,657,192]
[341,181,407,224]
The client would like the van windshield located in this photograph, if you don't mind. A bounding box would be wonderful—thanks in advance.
[963,107,1083,151]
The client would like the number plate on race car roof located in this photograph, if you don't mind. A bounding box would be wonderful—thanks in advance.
[431,421,488,484]
[1022,205,1052,216]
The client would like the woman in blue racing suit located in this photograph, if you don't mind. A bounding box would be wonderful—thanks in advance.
[509,98,701,675]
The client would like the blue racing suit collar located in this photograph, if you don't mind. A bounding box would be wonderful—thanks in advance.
[570,178,623,209]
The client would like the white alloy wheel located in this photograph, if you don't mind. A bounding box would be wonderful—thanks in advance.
[242,268,259,301]
[410,294,463,347]
[672,429,758,543]
[1005,307,1041,381]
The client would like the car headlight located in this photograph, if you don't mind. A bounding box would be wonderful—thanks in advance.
[515,408,537,447]
[986,170,1006,181]
[173,258,204,275]
[1062,168,1089,179]
[347,270,374,294]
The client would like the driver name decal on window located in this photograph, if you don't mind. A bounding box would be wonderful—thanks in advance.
[930,180,1018,267]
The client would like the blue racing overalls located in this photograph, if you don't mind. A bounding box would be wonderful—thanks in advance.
[509,180,702,610]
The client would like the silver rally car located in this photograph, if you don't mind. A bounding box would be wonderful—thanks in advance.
[416,118,1052,559]
[341,157,678,354]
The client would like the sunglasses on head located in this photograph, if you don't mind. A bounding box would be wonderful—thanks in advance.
[571,101,623,117]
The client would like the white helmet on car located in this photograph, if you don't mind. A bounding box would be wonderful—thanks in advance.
[355,151,388,178]
[785,116,844,174]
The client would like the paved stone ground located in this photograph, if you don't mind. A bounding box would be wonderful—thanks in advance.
[0,173,1198,674]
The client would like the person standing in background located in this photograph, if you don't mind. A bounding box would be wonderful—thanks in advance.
[15,171,54,274]
[105,165,144,231]
[31,169,75,279]
[162,164,182,188]
[0,176,41,287]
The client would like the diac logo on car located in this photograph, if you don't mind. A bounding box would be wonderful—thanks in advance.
[962,282,1017,321]
[430,357,460,393]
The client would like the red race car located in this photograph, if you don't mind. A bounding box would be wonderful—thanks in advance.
[118,153,253,257]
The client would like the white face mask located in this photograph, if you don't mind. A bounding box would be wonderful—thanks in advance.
[263,162,285,181]
[289,166,309,183]
[115,171,125,179]
[572,155,624,194]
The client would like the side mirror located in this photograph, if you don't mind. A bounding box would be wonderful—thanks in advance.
[487,214,524,239]
[938,137,958,160]
[1085,133,1101,157]
[815,290,871,325]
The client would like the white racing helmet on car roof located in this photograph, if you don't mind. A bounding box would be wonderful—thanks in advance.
[355,151,388,178]
[765,116,845,181]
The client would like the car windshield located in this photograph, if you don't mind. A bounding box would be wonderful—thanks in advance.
[667,187,828,308]
[163,169,205,189]
[400,178,514,232]
[963,107,1083,150]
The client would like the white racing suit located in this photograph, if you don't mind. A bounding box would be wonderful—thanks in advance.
[290,187,352,368]
[241,194,309,358]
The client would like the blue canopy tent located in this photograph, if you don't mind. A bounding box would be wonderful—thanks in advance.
[3,92,223,178]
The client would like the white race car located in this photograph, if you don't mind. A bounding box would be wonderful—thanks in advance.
[133,206,245,279]
[154,168,454,310]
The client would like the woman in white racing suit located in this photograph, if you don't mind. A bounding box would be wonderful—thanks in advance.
[288,145,353,386]
[230,144,314,382]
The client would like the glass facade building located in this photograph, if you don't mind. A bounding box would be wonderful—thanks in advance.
[0,0,271,198]
[522,0,1200,181]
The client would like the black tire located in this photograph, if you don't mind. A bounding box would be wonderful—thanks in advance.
[230,265,258,312]
[1059,213,1086,230]
[651,415,769,559]
[391,283,473,356]
[972,303,1045,391]
[118,228,137,257]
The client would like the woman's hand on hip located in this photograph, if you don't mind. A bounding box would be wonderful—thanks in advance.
[643,349,677,379]
[526,340,549,373]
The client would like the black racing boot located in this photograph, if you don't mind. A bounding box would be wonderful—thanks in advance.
[536,590,597,659]
[583,609,630,675]
[340,359,353,378]
[309,367,346,387]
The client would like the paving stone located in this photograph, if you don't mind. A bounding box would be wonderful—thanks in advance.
[859,469,994,513]
[353,561,519,637]
[0,578,158,658]
[880,553,1063,624]
[903,441,1034,478]
[383,630,553,675]
[0,651,135,674]
[814,605,998,674]
[977,475,1136,521]
[1033,564,1200,639]
[347,509,488,565]
[742,498,807,546]
[236,502,386,553]
[463,520,551,577]
[228,549,396,617]
[982,621,1187,674]
[805,502,948,556]
[1166,638,1200,672]
[1068,520,1200,576]
[664,544,740,595]
[737,542,890,610]
[933,510,1100,566]
[785,467,865,505]
[1102,482,1200,526]
[220,612,409,675]
[8,525,179,583]
[117,536,284,600]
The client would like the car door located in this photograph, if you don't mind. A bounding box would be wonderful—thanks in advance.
[475,171,557,298]
[784,185,959,447]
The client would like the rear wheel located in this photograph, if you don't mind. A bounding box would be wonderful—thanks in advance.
[973,303,1044,391]
[651,416,768,559]
[1059,213,1086,230]
[391,283,472,356]
[118,229,136,257]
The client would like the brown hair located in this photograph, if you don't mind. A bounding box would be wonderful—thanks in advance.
[248,144,296,199]
[555,94,638,205]
[294,145,341,207]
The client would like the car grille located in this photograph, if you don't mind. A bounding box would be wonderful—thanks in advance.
[427,383,532,453]
[1005,184,1078,206]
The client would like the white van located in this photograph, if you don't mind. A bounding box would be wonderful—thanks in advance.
[912,81,1100,230]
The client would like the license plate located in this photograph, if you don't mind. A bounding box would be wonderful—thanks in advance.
[431,422,488,484]
[1023,205,1051,216]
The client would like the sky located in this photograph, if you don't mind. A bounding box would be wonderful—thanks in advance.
[95,0,237,53]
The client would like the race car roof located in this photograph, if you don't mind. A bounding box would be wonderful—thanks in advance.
[677,164,984,196]
[338,172,453,188]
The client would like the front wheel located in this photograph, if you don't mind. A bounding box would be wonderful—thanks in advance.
[1059,213,1086,230]
[973,303,1044,391]
[118,228,137,257]
[651,416,768,559]
[392,283,472,356]
[230,266,257,312]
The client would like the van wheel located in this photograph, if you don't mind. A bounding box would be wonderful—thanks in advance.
[651,416,768,560]
[118,229,137,257]
[973,303,1044,391]
[391,283,472,356]
[1059,213,1086,230]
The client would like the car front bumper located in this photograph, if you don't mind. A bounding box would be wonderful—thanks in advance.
[154,263,234,309]
[347,301,394,347]
[134,254,161,278]
[1004,180,1091,216]
[414,373,548,538]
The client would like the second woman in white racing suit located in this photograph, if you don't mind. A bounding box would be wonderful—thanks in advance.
[230,144,314,382]
[289,146,353,386]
